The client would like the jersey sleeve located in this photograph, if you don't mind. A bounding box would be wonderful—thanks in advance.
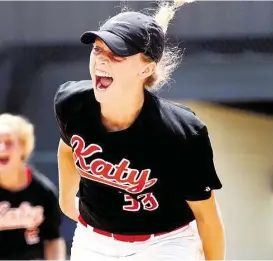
[41,184,62,240]
[55,116,71,146]
[53,80,94,147]
[53,81,74,146]
[184,125,222,201]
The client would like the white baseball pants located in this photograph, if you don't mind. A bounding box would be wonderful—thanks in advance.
[70,220,204,261]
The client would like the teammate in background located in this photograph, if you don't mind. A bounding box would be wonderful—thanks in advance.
[0,113,66,260]
[54,0,225,260]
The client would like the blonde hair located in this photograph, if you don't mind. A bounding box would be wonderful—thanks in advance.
[144,0,193,90]
[0,113,35,161]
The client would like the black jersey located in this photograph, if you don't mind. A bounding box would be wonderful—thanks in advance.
[54,80,222,235]
[0,166,62,260]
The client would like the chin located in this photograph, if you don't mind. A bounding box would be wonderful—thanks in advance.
[93,85,115,104]
[0,164,11,173]
[93,89,108,104]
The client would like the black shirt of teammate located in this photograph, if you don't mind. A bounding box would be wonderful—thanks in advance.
[54,80,222,235]
[0,166,62,260]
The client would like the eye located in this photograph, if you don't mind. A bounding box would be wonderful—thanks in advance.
[0,140,14,149]
[93,46,103,55]
[6,140,14,148]
[111,55,125,62]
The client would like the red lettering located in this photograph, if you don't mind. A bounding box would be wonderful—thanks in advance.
[77,168,127,190]
[122,195,140,211]
[90,159,113,177]
[126,170,157,194]
[123,193,159,212]
[112,160,157,194]
[70,136,158,196]
[113,159,130,182]
[71,135,102,171]
[138,193,159,211]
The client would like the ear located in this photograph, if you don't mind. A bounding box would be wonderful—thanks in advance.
[138,62,156,80]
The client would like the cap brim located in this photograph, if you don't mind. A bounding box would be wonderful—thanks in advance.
[80,31,140,57]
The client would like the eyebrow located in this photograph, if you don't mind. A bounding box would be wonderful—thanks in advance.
[93,44,126,60]
[94,43,109,51]
[94,40,105,48]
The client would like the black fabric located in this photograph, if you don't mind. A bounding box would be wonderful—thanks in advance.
[183,125,223,201]
[80,11,165,62]
[54,80,222,235]
[0,167,62,260]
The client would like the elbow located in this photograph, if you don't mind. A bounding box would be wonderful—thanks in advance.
[59,202,66,216]
[58,195,79,221]
[59,194,78,212]
[195,207,225,233]
[196,212,224,226]
[59,200,72,220]
[59,197,69,216]
[196,215,225,236]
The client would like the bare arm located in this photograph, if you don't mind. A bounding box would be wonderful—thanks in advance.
[44,238,66,260]
[187,192,225,260]
[57,139,80,222]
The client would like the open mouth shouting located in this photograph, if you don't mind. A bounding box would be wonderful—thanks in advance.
[0,156,10,166]
[95,70,113,91]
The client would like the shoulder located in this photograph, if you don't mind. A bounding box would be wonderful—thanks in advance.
[54,80,96,125]
[54,80,94,116]
[30,166,58,198]
[150,92,205,137]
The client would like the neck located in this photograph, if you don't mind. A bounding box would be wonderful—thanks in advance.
[100,90,145,131]
[0,163,28,191]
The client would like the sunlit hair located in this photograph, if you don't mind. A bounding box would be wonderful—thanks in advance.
[0,113,35,161]
[143,0,193,90]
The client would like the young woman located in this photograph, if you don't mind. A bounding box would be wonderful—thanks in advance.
[0,113,66,260]
[54,1,225,260]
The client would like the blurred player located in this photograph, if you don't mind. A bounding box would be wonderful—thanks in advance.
[54,0,225,260]
[0,113,66,260]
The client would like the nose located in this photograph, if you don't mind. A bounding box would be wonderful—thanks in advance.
[96,52,109,65]
[0,142,7,152]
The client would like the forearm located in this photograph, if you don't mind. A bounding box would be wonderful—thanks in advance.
[197,220,225,260]
[44,238,66,260]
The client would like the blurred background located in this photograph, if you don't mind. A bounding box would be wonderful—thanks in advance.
[0,1,272,259]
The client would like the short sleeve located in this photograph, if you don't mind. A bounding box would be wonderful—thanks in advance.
[53,80,94,147]
[184,125,222,201]
[55,115,71,146]
[41,186,62,240]
[53,82,73,146]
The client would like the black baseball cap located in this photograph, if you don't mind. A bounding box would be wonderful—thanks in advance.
[80,11,165,62]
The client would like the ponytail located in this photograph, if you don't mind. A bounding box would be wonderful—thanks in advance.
[154,0,192,34]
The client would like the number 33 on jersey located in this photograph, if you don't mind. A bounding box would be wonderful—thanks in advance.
[123,193,159,212]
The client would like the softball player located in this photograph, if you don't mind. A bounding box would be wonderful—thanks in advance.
[54,1,225,260]
[0,114,66,260]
